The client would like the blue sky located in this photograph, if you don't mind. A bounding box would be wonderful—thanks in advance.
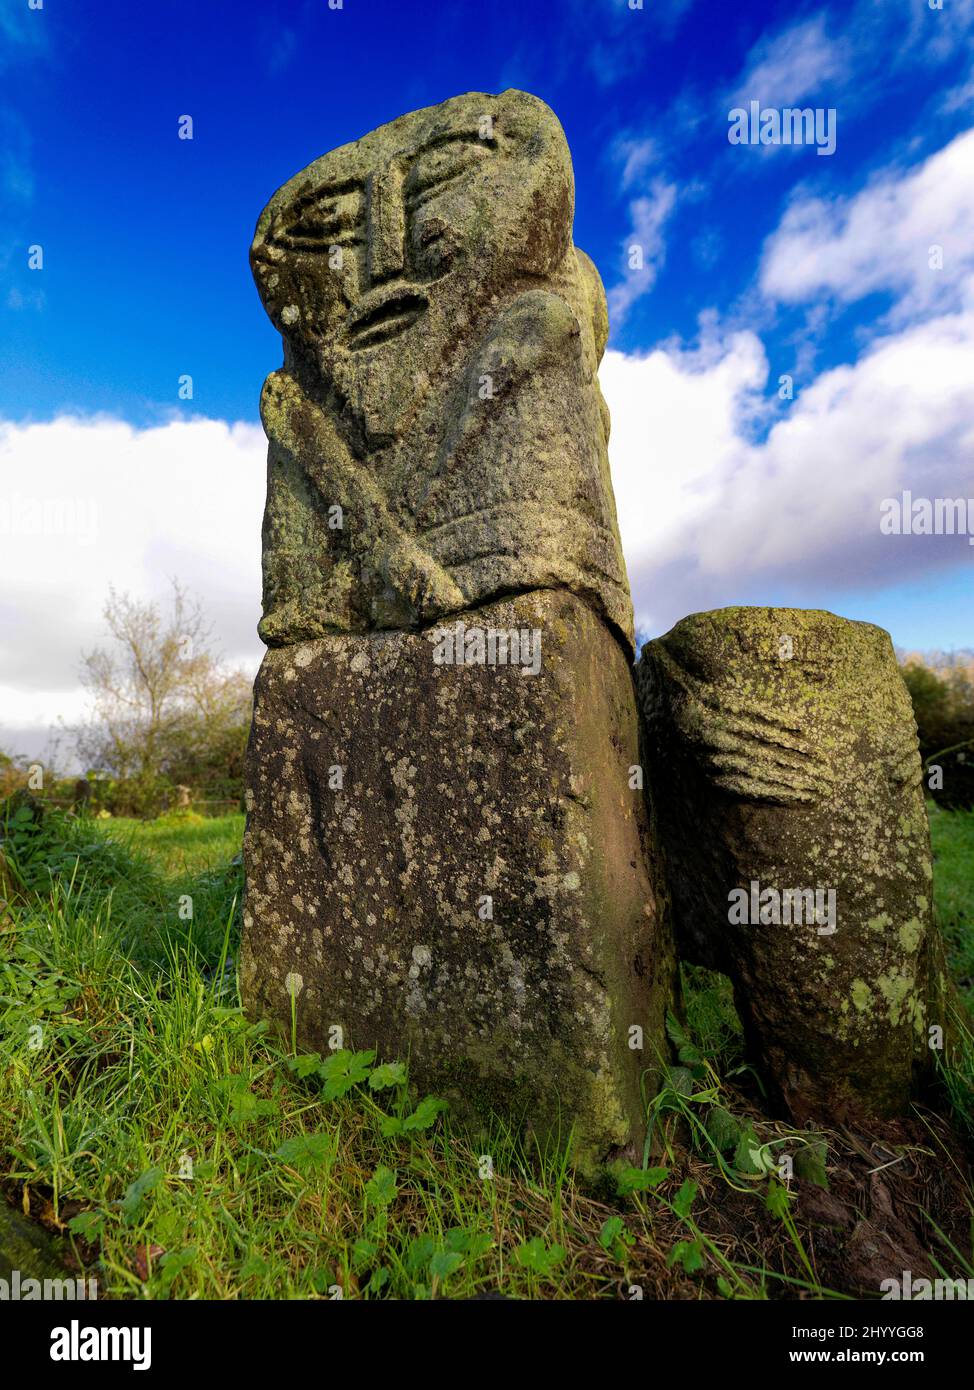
[2,0,973,756]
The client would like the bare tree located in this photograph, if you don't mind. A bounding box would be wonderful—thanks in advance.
[75,582,251,804]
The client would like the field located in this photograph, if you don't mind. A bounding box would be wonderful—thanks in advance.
[0,805,972,1300]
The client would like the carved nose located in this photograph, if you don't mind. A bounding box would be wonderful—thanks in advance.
[366,166,406,285]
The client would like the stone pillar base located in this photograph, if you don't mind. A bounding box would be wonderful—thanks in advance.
[242,590,673,1169]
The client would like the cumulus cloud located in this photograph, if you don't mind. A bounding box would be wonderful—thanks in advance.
[0,415,266,759]
[602,114,974,638]
[760,128,974,322]
[604,276,974,638]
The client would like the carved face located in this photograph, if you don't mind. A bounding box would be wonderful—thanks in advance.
[250,89,574,440]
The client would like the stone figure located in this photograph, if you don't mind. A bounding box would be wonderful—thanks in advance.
[248,88,633,652]
[242,90,672,1170]
[637,607,954,1121]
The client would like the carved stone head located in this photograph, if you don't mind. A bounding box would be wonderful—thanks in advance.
[250,90,576,440]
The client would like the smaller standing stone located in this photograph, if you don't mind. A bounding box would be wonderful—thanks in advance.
[637,607,953,1122]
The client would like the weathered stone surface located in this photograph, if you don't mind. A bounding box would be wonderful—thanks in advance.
[242,591,673,1168]
[243,89,670,1165]
[636,607,951,1122]
[248,88,633,652]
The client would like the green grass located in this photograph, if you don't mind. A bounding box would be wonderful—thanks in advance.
[0,803,971,1300]
[107,812,245,877]
[930,803,974,1008]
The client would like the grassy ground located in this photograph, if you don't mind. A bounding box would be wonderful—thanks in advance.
[107,812,245,878]
[0,805,971,1300]
[930,804,974,1009]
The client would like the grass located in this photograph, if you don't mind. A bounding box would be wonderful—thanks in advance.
[0,803,971,1300]
[108,812,245,877]
[929,803,974,1008]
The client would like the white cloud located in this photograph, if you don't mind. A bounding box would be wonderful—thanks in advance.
[0,414,266,758]
[611,135,660,190]
[604,276,974,637]
[731,14,848,110]
[606,179,678,324]
[719,2,974,168]
[602,124,974,637]
[760,128,974,322]
[603,129,974,634]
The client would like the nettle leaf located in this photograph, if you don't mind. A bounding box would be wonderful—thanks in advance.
[352,1237,379,1271]
[616,1165,669,1196]
[364,1165,398,1206]
[119,1167,164,1224]
[406,1234,437,1274]
[672,1179,698,1219]
[668,1238,705,1274]
[240,1255,271,1280]
[513,1237,566,1276]
[665,1010,703,1065]
[229,1083,278,1126]
[794,1140,830,1190]
[382,1095,448,1135]
[732,1128,765,1174]
[401,1095,448,1130]
[368,1266,390,1291]
[599,1216,625,1250]
[444,1227,492,1260]
[318,1048,376,1100]
[430,1249,463,1280]
[158,1246,196,1293]
[766,1179,793,1220]
[668,1066,695,1097]
[665,1011,690,1051]
[274,1132,335,1169]
[287,1052,323,1079]
[368,1061,407,1091]
[705,1105,742,1154]
[67,1210,104,1240]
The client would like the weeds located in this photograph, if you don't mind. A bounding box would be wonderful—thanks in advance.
[0,807,971,1299]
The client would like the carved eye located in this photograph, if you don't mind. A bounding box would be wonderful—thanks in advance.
[407,139,493,209]
[273,186,364,252]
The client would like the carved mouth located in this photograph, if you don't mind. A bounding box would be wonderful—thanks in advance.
[345,288,428,350]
